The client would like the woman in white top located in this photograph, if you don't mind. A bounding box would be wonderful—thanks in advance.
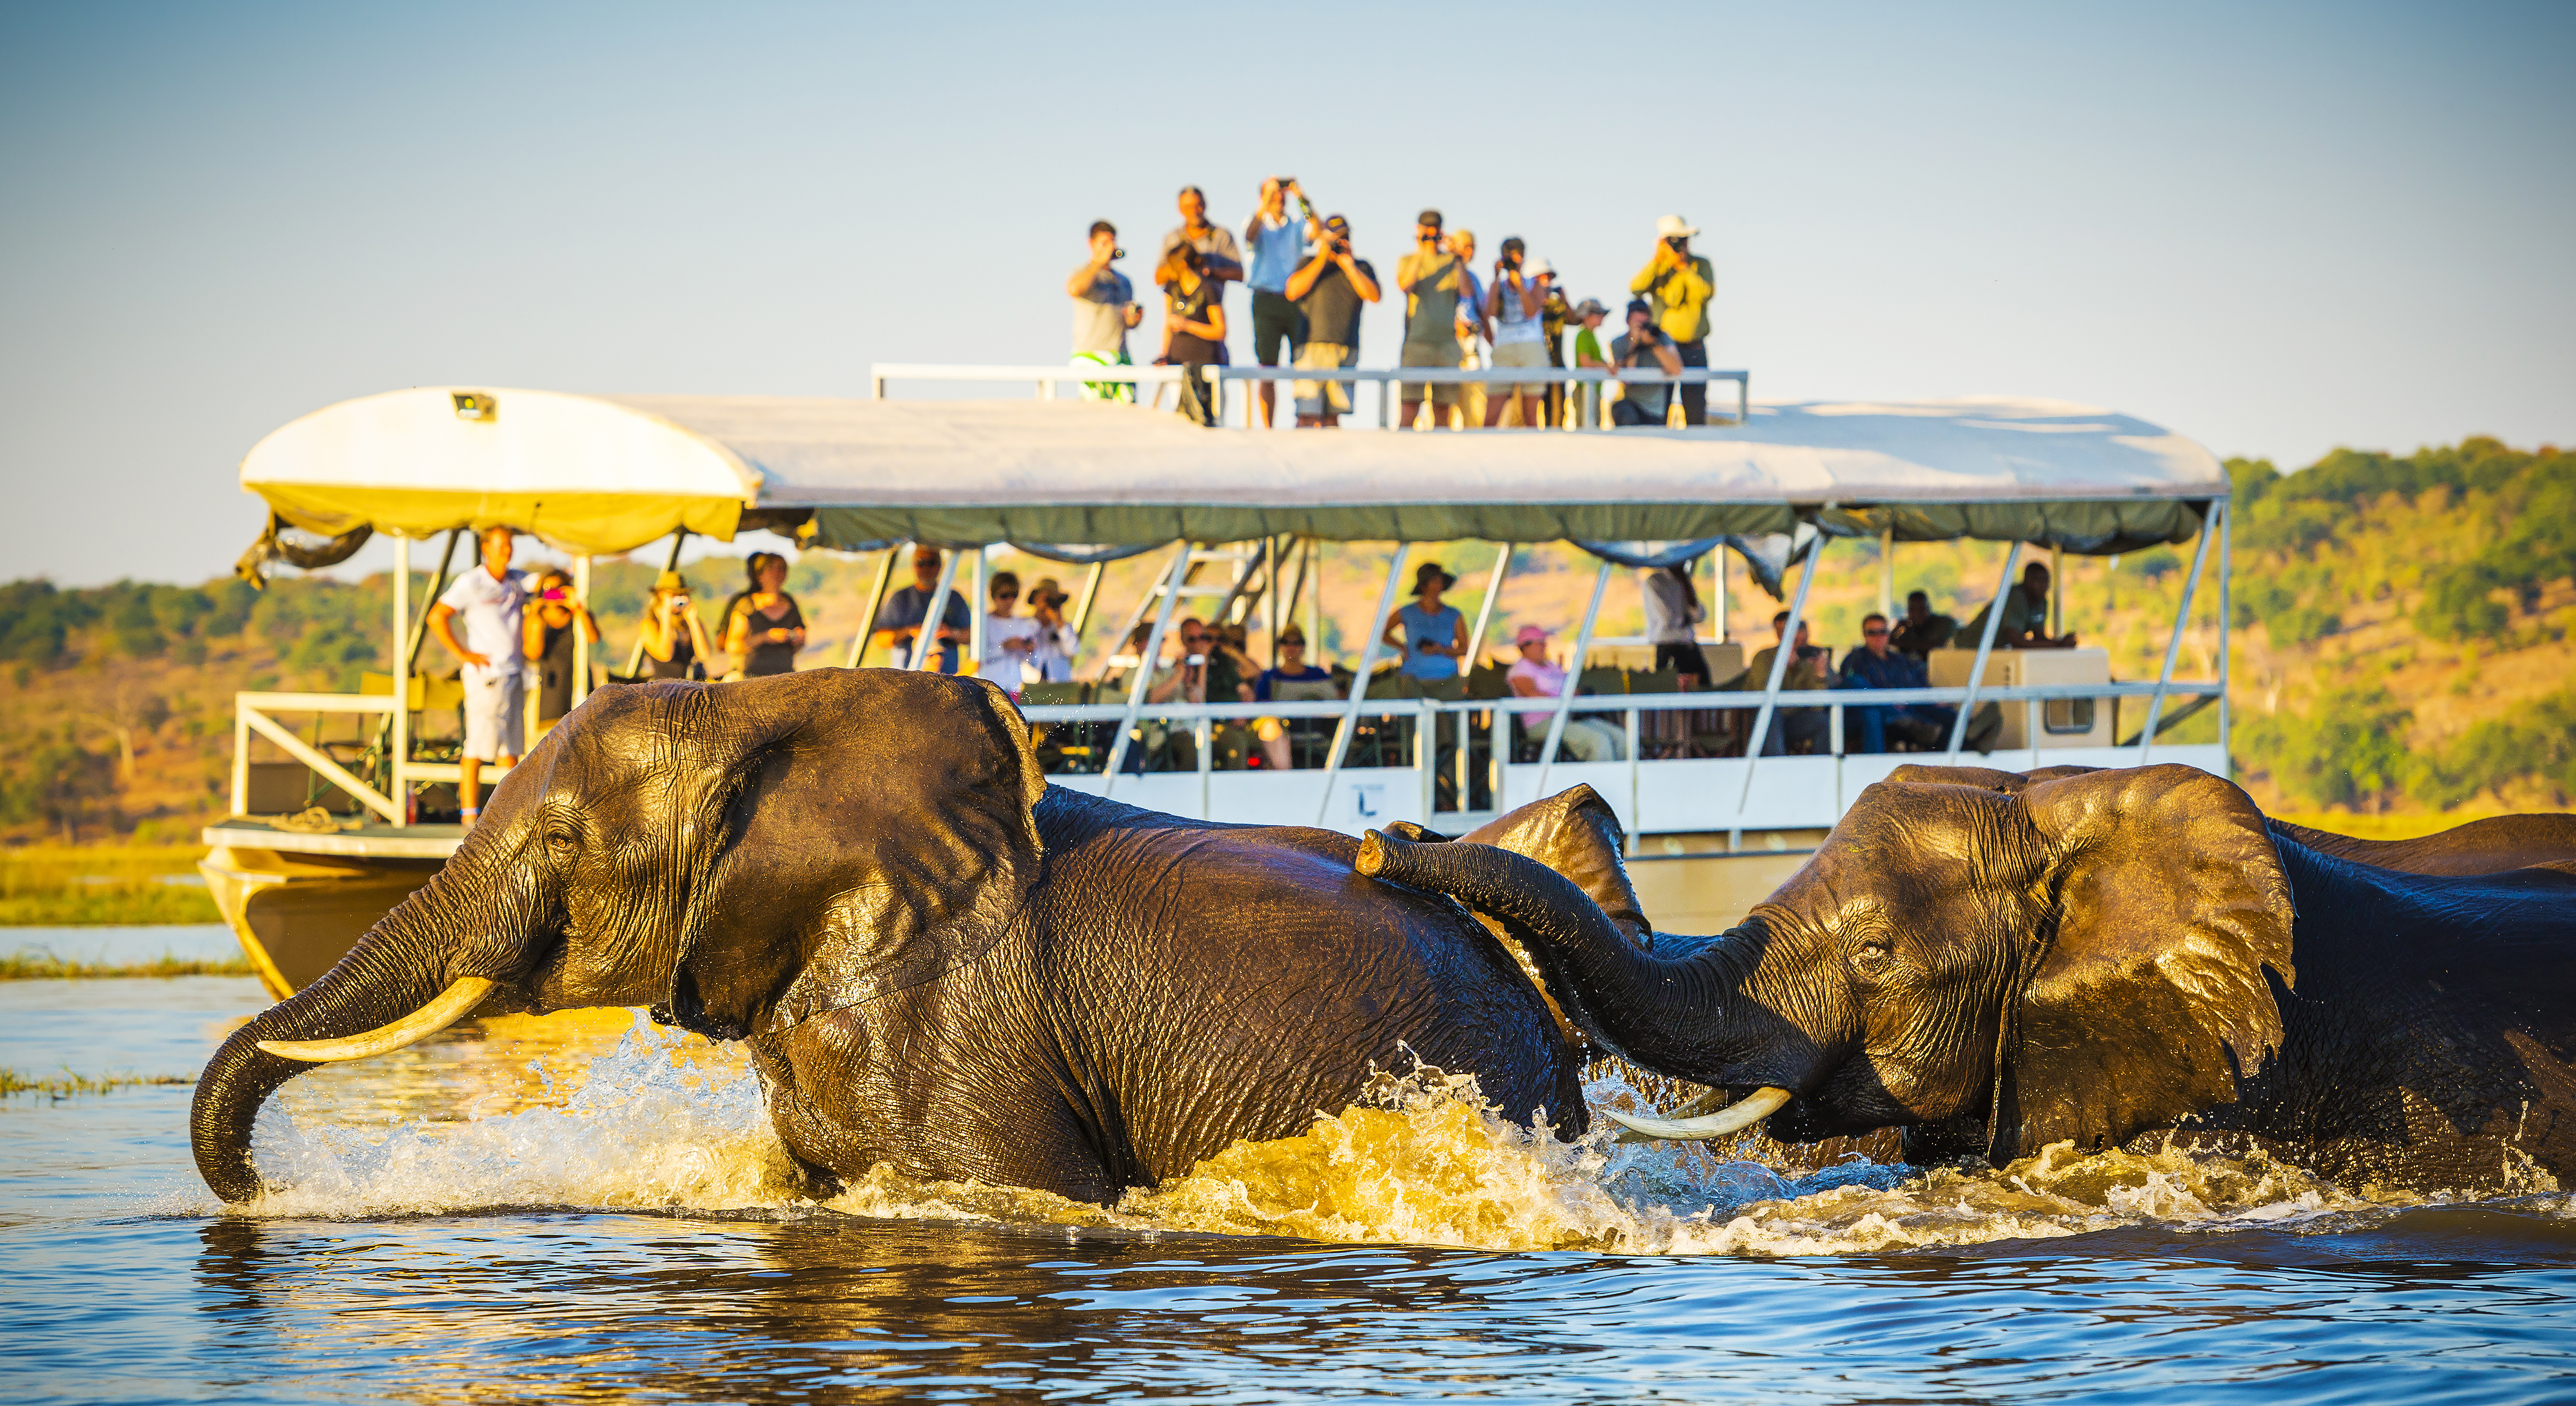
[978,571,1042,696]
[1482,240,1554,428]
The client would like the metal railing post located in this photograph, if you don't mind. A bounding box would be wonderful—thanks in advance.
[1739,535,1828,806]
[2217,497,2232,779]
[1535,561,1613,797]
[911,548,963,673]
[1314,546,1413,824]
[847,543,900,668]
[391,534,408,819]
[2139,499,2218,765]
[1103,544,1193,793]
[1946,540,2022,761]
[1462,542,1511,677]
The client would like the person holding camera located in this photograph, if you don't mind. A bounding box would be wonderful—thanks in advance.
[524,567,600,731]
[637,571,714,681]
[1629,215,1716,424]
[1480,237,1552,427]
[1283,214,1378,429]
[1609,298,1684,427]
[1067,220,1143,402]
[1243,177,1319,428]
[1156,241,1228,426]
[1395,209,1465,430]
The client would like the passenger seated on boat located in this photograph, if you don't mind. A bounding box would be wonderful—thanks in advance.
[871,546,970,673]
[1255,625,1337,769]
[1838,612,1953,753]
[1890,590,1958,659]
[1106,618,1211,773]
[1508,624,1626,763]
[978,570,1041,699]
[723,552,806,678]
[638,571,714,681]
[525,569,600,730]
[1735,611,1831,755]
[1961,562,2077,649]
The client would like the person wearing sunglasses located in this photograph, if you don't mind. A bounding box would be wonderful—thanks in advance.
[978,570,1043,698]
[1838,611,1953,753]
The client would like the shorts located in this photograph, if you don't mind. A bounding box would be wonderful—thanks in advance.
[461,666,525,763]
[1069,348,1134,403]
[1293,341,1356,417]
[1491,340,1549,396]
[1400,340,1459,404]
[1251,290,1305,366]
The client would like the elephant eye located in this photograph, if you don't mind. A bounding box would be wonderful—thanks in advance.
[545,827,578,857]
[1853,939,1894,975]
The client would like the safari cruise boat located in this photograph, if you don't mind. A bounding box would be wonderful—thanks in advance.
[206,364,2230,994]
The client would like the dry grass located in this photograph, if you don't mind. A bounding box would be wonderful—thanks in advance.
[0,948,254,980]
[0,1067,196,1098]
[0,844,221,926]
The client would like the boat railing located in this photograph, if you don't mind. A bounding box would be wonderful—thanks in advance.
[232,692,403,824]
[868,362,1752,426]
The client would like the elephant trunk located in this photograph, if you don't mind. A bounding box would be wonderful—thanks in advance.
[1356,831,1823,1094]
[191,847,526,1204]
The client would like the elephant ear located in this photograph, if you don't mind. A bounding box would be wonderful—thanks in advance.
[1993,765,2296,1160]
[678,670,1047,1039]
[1459,784,1650,943]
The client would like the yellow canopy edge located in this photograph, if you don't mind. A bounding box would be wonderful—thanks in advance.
[258,486,744,555]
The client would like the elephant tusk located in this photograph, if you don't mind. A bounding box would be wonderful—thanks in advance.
[1601,1085,1792,1143]
[256,977,496,1063]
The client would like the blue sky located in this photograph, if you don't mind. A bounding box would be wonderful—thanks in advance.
[3,1,2570,586]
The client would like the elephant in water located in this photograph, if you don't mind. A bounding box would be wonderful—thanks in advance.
[1358,768,2576,1192]
[1886,763,2576,877]
[194,670,1602,1206]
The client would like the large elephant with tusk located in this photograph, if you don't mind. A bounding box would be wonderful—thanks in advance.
[194,670,1613,1206]
[1356,768,2576,1192]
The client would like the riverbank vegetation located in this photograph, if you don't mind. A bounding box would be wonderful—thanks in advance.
[0,846,219,925]
[0,438,2565,846]
[0,1068,197,1097]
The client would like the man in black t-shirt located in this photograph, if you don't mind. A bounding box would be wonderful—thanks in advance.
[1284,214,1380,427]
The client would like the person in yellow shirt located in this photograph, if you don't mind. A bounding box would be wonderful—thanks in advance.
[1629,214,1716,425]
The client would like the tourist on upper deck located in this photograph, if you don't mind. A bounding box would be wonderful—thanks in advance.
[1569,298,1612,427]
[978,570,1041,697]
[1023,577,1080,683]
[1161,184,1245,287]
[1285,214,1378,429]
[1386,562,1467,682]
[1481,240,1552,428]
[1642,561,1712,684]
[638,571,714,680]
[1610,299,1683,427]
[1243,177,1318,428]
[427,525,525,827]
[524,567,600,731]
[1539,268,1574,429]
[1629,215,1715,425]
[873,546,970,673]
[1737,610,1831,755]
[1838,612,1953,753]
[1396,210,1465,430]
[1067,220,1143,402]
[1156,242,1228,427]
[725,552,807,678]
[1449,229,1490,427]
[1890,589,1957,658]
[1507,624,1626,762]
[1961,562,2077,649]
[1253,624,1337,769]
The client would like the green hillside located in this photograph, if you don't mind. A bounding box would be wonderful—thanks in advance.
[1,438,2567,845]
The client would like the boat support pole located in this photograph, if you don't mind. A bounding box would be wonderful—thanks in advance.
[1314,546,1411,826]
[912,548,963,673]
[2138,499,2217,766]
[847,542,899,668]
[1068,560,1106,647]
[1739,535,1828,808]
[2217,497,2232,778]
[1459,542,1512,812]
[628,529,691,676]
[1103,543,1193,795]
[392,534,408,821]
[1945,539,2020,762]
[1534,560,1614,800]
[969,544,990,681]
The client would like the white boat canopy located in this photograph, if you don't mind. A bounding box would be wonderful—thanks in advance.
[241,386,2226,556]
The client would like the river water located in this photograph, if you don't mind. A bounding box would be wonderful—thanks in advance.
[6,928,2575,1403]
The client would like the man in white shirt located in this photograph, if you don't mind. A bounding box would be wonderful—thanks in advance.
[428,526,528,826]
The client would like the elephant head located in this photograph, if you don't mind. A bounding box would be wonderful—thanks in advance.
[1357,766,2296,1160]
[192,669,1047,1202]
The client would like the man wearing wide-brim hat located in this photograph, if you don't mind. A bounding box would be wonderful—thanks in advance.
[1630,214,1716,425]
[1381,561,1467,683]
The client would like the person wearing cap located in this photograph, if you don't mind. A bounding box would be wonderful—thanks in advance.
[1024,577,1081,683]
[1506,624,1626,762]
[1395,210,1466,430]
[1242,178,1320,428]
[1568,298,1614,427]
[1284,214,1379,428]
[1383,561,1467,682]
[1481,238,1553,427]
[1630,215,1717,425]
[1610,298,1684,427]
[638,570,714,681]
